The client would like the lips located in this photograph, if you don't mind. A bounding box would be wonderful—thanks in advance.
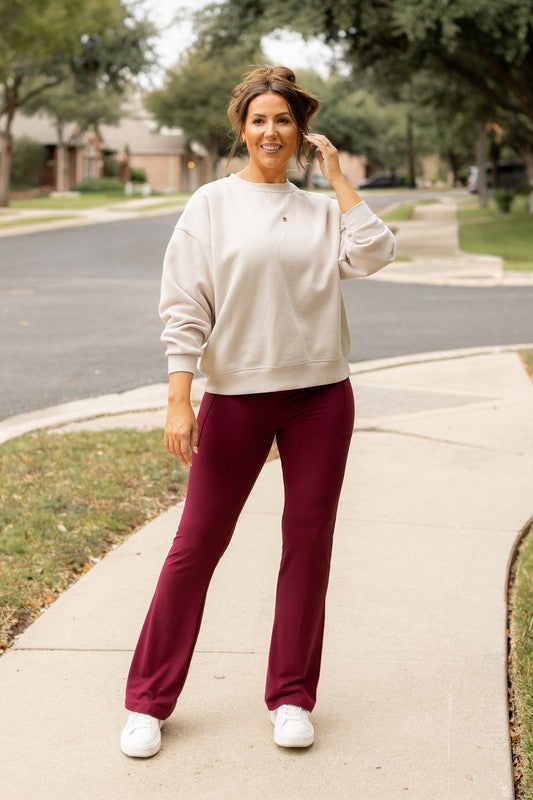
[261,144,282,151]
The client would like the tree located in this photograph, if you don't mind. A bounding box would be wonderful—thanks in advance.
[145,39,263,180]
[194,0,533,195]
[0,0,156,205]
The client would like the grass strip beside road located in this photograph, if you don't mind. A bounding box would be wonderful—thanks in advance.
[0,428,188,651]
[509,349,533,799]
[0,215,80,229]
[457,195,533,270]
[509,520,533,800]
[11,192,131,210]
[10,192,190,211]
[382,203,415,221]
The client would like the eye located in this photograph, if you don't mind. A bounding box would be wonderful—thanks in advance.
[252,118,263,124]
[278,118,290,124]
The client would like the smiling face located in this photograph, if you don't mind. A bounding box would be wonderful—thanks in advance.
[241,92,299,179]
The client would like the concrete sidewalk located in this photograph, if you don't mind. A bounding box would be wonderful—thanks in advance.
[371,197,533,287]
[1,348,532,799]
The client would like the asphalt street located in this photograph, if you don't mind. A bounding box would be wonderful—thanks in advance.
[1,191,532,421]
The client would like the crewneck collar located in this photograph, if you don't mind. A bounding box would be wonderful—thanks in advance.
[227,172,295,193]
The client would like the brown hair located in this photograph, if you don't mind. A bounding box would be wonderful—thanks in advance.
[225,65,319,172]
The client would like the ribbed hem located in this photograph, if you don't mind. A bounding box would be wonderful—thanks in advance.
[227,172,296,193]
[204,357,350,395]
[168,354,198,374]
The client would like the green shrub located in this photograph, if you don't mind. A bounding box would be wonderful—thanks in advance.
[74,177,124,193]
[130,167,147,183]
[11,136,47,185]
[493,187,516,213]
[514,180,531,197]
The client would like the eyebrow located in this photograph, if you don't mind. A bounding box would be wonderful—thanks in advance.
[250,112,291,117]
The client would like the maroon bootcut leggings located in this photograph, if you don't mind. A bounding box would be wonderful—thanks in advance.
[125,376,355,719]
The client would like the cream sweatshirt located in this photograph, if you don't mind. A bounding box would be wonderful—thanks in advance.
[159,172,396,394]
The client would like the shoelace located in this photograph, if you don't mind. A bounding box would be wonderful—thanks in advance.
[128,712,158,731]
[278,705,305,722]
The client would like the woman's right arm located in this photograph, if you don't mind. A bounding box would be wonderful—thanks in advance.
[164,371,198,467]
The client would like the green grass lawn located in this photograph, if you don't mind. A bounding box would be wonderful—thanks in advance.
[10,192,190,211]
[382,203,415,221]
[11,192,129,210]
[457,194,533,270]
[509,520,533,800]
[0,214,80,229]
[510,350,533,799]
[0,428,188,650]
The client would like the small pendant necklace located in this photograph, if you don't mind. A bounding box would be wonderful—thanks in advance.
[267,191,289,223]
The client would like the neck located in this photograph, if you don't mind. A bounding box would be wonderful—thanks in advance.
[238,163,287,184]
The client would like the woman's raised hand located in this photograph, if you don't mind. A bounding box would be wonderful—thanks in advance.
[304,133,343,184]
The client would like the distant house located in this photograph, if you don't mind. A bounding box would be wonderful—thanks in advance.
[99,108,208,192]
[11,112,102,191]
[11,104,207,193]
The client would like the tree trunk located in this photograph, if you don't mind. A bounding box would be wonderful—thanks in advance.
[406,110,416,188]
[0,83,19,207]
[447,151,460,187]
[55,120,66,192]
[475,123,488,208]
[0,126,12,207]
[522,142,533,215]
[489,132,501,190]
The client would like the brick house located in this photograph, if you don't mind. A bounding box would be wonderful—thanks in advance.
[11,106,207,193]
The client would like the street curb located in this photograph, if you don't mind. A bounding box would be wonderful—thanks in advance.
[1,343,532,445]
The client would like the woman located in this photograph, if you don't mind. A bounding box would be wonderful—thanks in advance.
[120,65,396,757]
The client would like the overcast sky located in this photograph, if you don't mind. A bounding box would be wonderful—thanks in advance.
[138,0,338,86]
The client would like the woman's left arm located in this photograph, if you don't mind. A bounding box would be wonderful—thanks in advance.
[305,132,397,278]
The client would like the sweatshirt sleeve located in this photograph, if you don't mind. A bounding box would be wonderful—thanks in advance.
[337,200,397,280]
[159,226,215,375]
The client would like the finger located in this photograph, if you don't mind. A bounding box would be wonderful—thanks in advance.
[179,435,192,467]
[190,424,199,454]
[164,430,175,457]
[165,428,184,461]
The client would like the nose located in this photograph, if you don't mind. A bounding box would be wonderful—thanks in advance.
[264,120,276,138]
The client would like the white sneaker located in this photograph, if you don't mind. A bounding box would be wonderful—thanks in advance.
[270,704,314,748]
[120,711,163,758]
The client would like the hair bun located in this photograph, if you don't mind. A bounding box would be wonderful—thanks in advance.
[270,66,295,83]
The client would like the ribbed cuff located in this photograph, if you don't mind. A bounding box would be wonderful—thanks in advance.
[340,200,375,227]
[168,354,198,374]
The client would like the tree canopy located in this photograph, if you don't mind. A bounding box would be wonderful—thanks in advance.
[194,0,533,150]
[0,0,156,204]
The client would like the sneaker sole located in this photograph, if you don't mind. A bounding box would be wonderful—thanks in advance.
[274,731,315,748]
